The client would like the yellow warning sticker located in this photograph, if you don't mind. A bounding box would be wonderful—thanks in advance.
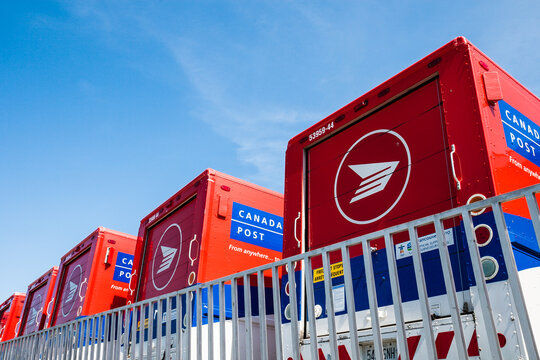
[313,262,344,283]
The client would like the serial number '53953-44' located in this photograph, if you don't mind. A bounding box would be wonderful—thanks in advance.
[309,122,334,142]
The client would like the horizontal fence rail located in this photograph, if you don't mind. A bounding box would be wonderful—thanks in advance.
[2,184,540,359]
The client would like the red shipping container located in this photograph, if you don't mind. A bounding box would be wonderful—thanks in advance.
[283,36,540,260]
[279,36,539,360]
[18,267,58,336]
[0,293,25,342]
[130,169,283,301]
[48,227,137,327]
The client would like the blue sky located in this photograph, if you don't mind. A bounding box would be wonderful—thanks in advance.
[1,1,538,302]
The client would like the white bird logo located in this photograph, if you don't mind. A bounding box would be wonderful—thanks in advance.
[157,246,177,274]
[348,161,399,204]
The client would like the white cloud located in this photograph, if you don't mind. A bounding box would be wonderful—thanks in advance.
[159,36,320,191]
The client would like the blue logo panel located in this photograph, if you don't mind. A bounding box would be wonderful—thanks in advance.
[230,202,283,252]
[500,100,540,167]
[113,252,134,283]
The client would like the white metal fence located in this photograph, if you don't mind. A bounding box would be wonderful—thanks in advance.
[1,184,540,359]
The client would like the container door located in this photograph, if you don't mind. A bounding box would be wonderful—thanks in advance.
[307,79,455,249]
[138,197,198,300]
[21,283,49,335]
[52,248,92,325]
[0,304,9,341]
[305,79,464,337]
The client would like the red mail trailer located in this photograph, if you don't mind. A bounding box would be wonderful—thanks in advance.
[18,267,58,336]
[283,36,539,260]
[0,293,25,342]
[48,227,137,327]
[130,169,283,301]
[281,36,539,359]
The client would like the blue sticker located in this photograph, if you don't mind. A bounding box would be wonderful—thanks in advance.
[113,252,134,283]
[500,100,540,167]
[230,202,283,252]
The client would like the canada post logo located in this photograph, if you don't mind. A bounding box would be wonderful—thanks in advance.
[28,294,43,326]
[500,100,540,168]
[230,203,283,252]
[334,129,411,224]
[151,224,182,291]
[62,264,83,317]
[113,252,134,284]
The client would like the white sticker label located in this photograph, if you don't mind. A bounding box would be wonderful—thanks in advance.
[332,284,345,313]
[395,228,454,260]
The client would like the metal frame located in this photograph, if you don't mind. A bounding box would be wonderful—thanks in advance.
[1,184,540,359]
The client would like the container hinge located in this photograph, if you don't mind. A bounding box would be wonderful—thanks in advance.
[104,247,113,265]
[482,71,503,104]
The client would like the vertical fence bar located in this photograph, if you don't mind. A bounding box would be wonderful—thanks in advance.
[196,287,203,360]
[434,216,469,359]
[49,327,56,360]
[176,293,185,360]
[176,294,183,360]
[461,210,503,359]
[58,324,66,360]
[322,251,338,360]
[156,299,162,360]
[148,302,155,360]
[186,292,193,360]
[115,311,123,359]
[85,318,92,360]
[341,243,360,360]
[116,310,122,360]
[231,278,239,360]
[130,306,137,360]
[492,202,539,358]
[257,270,268,360]
[219,281,226,360]
[362,239,383,360]
[96,314,103,360]
[243,273,253,360]
[53,326,60,360]
[71,321,77,360]
[165,296,172,360]
[287,260,300,360]
[139,304,145,360]
[303,255,318,359]
[408,225,437,359]
[90,316,97,360]
[207,284,214,360]
[271,266,283,359]
[122,308,130,360]
[107,314,113,359]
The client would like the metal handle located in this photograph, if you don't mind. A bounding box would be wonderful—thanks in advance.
[79,277,88,302]
[189,235,199,266]
[46,298,54,316]
[34,308,43,325]
[128,269,137,296]
[450,144,461,190]
[294,212,301,248]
